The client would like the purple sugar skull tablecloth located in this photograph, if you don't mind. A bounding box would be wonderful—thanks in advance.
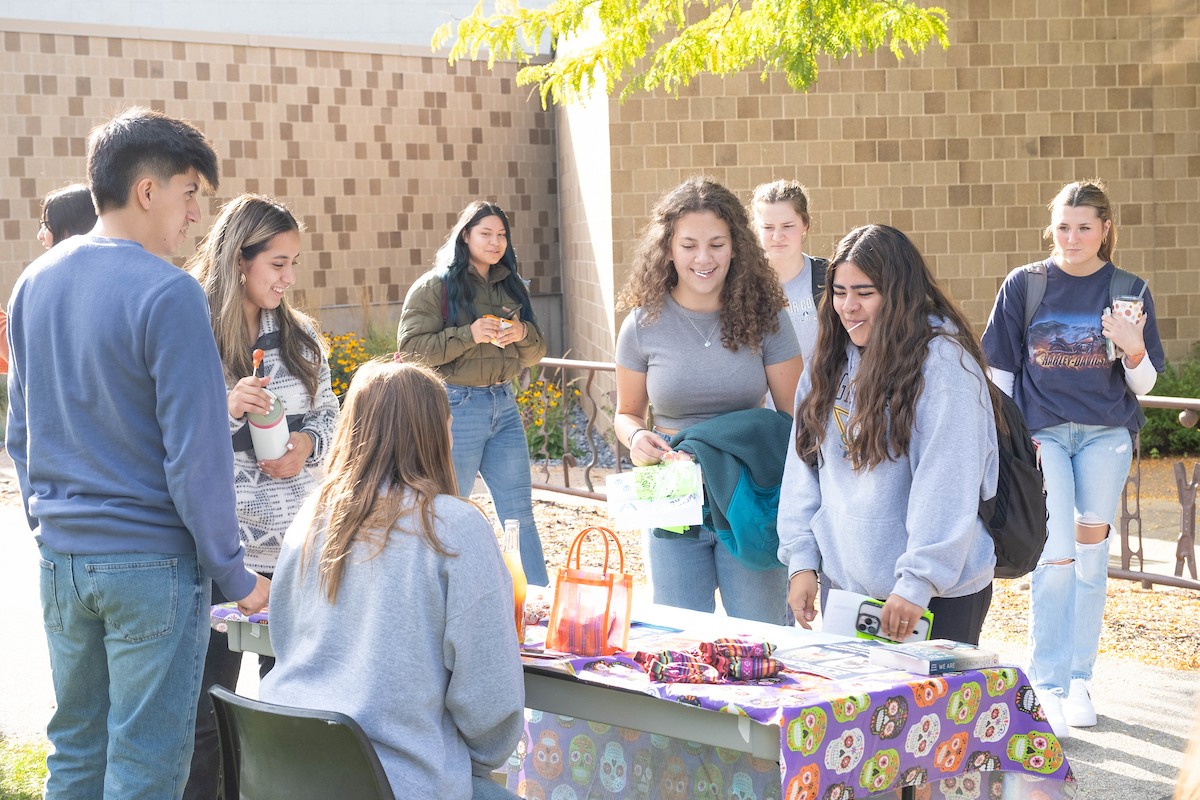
[517,636,1074,799]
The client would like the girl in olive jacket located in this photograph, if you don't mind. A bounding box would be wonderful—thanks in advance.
[397,201,549,584]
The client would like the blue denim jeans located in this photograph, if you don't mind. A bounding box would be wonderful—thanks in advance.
[1027,423,1132,696]
[643,528,789,625]
[446,382,548,586]
[38,544,211,800]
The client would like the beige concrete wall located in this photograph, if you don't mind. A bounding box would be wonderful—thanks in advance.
[569,0,1200,364]
[0,19,561,343]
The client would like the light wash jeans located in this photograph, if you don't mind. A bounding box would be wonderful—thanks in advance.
[1027,422,1132,696]
[446,382,548,586]
[643,528,789,625]
[38,544,211,800]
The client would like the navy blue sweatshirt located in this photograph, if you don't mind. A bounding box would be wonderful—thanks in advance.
[7,235,256,600]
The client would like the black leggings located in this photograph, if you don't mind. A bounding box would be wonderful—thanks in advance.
[927,583,993,645]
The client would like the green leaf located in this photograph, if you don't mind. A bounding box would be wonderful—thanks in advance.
[435,0,948,106]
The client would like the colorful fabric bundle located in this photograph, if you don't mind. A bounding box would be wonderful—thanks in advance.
[698,635,776,660]
[631,635,782,684]
[708,654,784,681]
[632,649,721,684]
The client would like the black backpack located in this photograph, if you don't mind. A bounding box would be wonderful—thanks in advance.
[978,384,1047,579]
[810,256,828,302]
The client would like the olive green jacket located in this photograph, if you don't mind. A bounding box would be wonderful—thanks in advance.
[397,264,547,386]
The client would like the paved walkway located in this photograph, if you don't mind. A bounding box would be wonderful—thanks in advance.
[3,454,1197,798]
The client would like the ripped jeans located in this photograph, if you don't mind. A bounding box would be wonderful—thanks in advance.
[1027,422,1132,696]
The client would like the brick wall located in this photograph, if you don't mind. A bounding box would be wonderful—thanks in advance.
[0,20,561,341]
[561,0,1200,364]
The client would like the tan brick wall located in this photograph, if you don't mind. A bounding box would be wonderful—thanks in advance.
[568,0,1200,364]
[0,21,560,339]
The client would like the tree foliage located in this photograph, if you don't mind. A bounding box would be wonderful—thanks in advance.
[433,0,950,106]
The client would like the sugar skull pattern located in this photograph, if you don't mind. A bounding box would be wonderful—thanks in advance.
[825,693,871,723]
[908,678,949,708]
[938,772,982,800]
[661,756,688,800]
[785,763,820,800]
[598,742,626,793]
[947,681,982,725]
[550,785,578,800]
[728,771,758,800]
[868,696,909,740]
[858,748,899,793]
[905,714,941,758]
[788,708,828,756]
[899,766,927,787]
[981,668,1018,697]
[694,763,723,800]
[974,703,1010,743]
[934,732,969,772]
[820,782,855,800]
[568,735,596,786]
[966,751,1003,772]
[1015,686,1048,722]
[631,749,653,800]
[534,730,564,780]
[1006,731,1065,774]
[824,729,865,774]
[519,778,546,800]
[510,730,530,772]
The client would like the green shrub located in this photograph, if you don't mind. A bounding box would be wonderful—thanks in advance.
[1141,342,1200,455]
[515,366,582,461]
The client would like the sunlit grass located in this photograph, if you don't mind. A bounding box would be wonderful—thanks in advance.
[0,736,48,800]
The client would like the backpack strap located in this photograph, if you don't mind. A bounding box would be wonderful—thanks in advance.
[1021,261,1048,333]
[809,256,828,302]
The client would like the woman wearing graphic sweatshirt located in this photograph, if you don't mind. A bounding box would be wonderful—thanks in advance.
[778,225,1001,645]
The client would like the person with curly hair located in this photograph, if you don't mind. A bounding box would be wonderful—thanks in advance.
[614,177,802,623]
[778,225,1001,646]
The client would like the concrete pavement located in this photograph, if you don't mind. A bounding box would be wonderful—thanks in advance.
[3,457,1198,798]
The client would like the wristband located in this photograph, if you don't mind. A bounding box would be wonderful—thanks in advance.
[1123,349,1146,367]
[629,428,649,448]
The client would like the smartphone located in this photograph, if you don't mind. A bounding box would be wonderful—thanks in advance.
[854,599,933,643]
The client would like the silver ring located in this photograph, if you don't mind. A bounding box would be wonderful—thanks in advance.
[899,620,909,625]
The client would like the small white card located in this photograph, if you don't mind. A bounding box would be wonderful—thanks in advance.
[605,468,704,530]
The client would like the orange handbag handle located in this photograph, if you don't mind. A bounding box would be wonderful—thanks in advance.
[564,526,625,574]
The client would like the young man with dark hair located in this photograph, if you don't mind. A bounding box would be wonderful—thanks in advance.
[6,107,269,799]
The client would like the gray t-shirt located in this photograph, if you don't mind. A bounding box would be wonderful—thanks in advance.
[616,294,801,430]
[781,254,819,367]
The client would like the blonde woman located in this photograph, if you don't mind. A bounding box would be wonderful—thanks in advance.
[184,194,339,799]
[261,361,524,800]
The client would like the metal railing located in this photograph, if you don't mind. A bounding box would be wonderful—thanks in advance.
[1118,395,1200,591]
[526,358,1200,591]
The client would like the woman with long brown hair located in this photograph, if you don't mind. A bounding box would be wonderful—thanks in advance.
[778,224,1000,645]
[260,360,524,800]
[184,194,339,799]
[614,176,803,623]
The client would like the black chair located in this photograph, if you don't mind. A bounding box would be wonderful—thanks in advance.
[209,685,396,800]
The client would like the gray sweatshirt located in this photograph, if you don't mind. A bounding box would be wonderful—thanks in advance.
[777,329,999,610]
[260,493,524,798]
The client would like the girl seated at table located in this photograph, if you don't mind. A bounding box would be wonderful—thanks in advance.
[778,225,1001,645]
[260,360,524,800]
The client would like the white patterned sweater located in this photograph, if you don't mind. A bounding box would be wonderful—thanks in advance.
[227,311,339,573]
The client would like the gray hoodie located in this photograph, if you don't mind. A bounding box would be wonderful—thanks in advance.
[777,327,998,609]
[261,493,523,798]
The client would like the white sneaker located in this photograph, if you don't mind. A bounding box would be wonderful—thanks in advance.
[1063,678,1098,728]
[1036,689,1070,739]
